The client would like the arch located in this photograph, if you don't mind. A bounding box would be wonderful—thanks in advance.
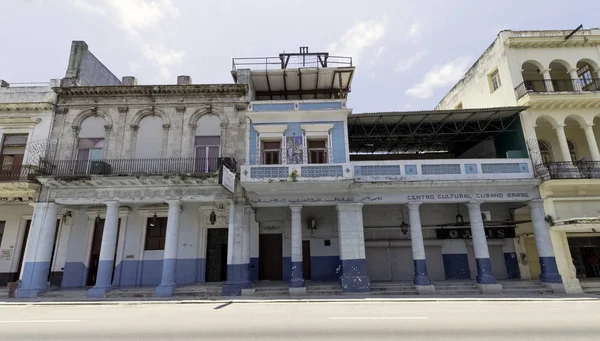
[72,108,113,129]
[189,107,228,127]
[131,107,171,127]
[564,114,589,128]
[577,58,600,74]
[535,114,560,128]
[195,114,222,136]
[549,59,573,71]
[522,60,545,73]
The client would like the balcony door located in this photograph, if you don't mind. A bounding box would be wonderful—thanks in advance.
[0,134,27,181]
[195,136,220,173]
[76,138,104,174]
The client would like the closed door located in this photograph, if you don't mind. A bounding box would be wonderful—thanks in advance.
[366,247,391,281]
[206,228,228,282]
[390,247,413,281]
[425,246,445,280]
[525,237,541,280]
[14,220,31,282]
[86,219,121,286]
[259,234,282,280]
[302,240,311,280]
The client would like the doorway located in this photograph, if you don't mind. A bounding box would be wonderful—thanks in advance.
[259,234,282,280]
[13,220,31,282]
[86,218,121,286]
[569,236,600,278]
[206,228,228,282]
[302,240,311,280]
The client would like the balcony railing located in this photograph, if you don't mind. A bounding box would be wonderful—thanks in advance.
[38,157,237,177]
[241,159,534,183]
[0,165,39,182]
[535,161,600,180]
[515,79,600,99]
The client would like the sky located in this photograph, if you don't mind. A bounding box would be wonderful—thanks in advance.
[1,0,599,112]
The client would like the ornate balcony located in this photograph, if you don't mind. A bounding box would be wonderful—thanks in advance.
[535,161,600,180]
[515,79,600,99]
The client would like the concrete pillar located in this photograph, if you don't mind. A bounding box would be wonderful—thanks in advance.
[541,70,555,91]
[336,203,370,292]
[569,69,582,91]
[529,200,564,292]
[407,202,434,294]
[155,200,182,297]
[241,206,252,289]
[583,125,600,161]
[466,201,502,293]
[88,201,120,298]
[554,125,573,162]
[289,205,305,293]
[249,209,260,282]
[222,200,251,296]
[17,202,59,298]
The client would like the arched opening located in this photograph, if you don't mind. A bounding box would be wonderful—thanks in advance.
[538,140,553,163]
[521,61,547,92]
[549,60,574,91]
[534,116,562,161]
[577,60,600,91]
[135,116,164,158]
[77,116,105,161]
[593,117,600,155]
[194,114,221,172]
[564,116,590,161]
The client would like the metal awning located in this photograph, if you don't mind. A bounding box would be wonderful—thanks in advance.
[348,106,526,154]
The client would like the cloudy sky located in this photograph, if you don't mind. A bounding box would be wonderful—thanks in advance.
[1,0,599,112]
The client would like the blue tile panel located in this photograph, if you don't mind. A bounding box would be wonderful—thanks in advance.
[62,262,87,288]
[249,124,257,165]
[442,254,470,280]
[250,166,289,179]
[413,259,431,286]
[250,257,259,282]
[464,164,478,174]
[354,165,401,176]
[481,163,529,174]
[504,253,521,279]
[475,258,497,284]
[539,256,562,284]
[252,103,295,112]
[290,261,305,288]
[340,259,370,292]
[404,165,418,175]
[301,165,343,177]
[421,164,461,175]
[298,102,343,110]
[310,256,341,281]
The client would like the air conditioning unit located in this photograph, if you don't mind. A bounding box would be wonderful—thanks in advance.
[481,211,492,222]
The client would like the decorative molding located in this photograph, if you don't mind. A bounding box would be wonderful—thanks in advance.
[189,123,197,130]
[57,107,69,114]
[131,107,171,126]
[162,123,171,130]
[71,126,81,134]
[175,105,186,113]
[103,125,113,132]
[117,106,129,114]
[235,104,247,111]
[55,84,248,97]
[130,124,139,132]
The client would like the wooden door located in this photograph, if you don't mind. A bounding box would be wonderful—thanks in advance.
[86,219,121,286]
[14,220,31,282]
[206,228,228,282]
[302,240,311,280]
[259,234,282,280]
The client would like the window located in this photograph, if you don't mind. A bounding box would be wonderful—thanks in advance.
[144,216,168,250]
[195,136,220,172]
[538,140,553,163]
[262,141,281,165]
[0,221,5,246]
[308,140,328,164]
[1,134,27,172]
[77,138,104,161]
[578,64,595,90]
[489,69,502,92]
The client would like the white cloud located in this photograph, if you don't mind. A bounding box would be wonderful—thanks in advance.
[143,45,185,79]
[328,16,387,65]
[375,46,387,58]
[105,0,180,36]
[407,22,422,38]
[72,0,106,15]
[405,57,471,99]
[395,50,428,73]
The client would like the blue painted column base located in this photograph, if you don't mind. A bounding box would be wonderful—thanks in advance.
[290,261,305,288]
[88,287,111,298]
[17,262,51,298]
[17,289,46,298]
[340,259,371,292]
[504,253,521,279]
[222,264,251,296]
[540,256,563,284]
[155,285,176,297]
[413,259,431,286]
[475,258,497,284]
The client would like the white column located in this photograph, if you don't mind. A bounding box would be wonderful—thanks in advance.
[554,125,572,162]
[249,208,259,282]
[583,125,600,161]
[529,199,562,285]
[289,204,305,291]
[17,202,59,298]
[222,199,250,296]
[466,201,499,290]
[242,205,251,267]
[155,200,181,297]
[569,69,582,91]
[541,70,555,91]
[88,200,119,298]
[336,203,370,292]
[408,203,434,293]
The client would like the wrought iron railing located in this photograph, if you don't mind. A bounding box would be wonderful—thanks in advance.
[515,79,600,99]
[38,157,237,177]
[0,165,39,182]
[535,161,600,180]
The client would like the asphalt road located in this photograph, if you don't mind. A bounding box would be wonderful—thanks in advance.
[0,300,599,340]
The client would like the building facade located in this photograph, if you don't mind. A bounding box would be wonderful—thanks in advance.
[437,28,600,293]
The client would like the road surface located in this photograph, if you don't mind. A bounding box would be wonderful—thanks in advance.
[0,300,599,340]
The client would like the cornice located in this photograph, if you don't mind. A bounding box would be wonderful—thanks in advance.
[54,84,248,98]
[505,36,600,49]
[0,103,55,112]
[518,92,600,110]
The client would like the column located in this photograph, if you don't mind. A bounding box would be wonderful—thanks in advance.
[583,125,600,161]
[529,200,563,286]
[569,69,581,91]
[289,205,305,292]
[88,200,120,298]
[17,202,59,298]
[336,203,370,292]
[408,203,434,293]
[155,200,181,297]
[241,205,252,285]
[249,209,260,282]
[466,201,501,292]
[554,125,573,162]
[222,199,251,296]
[541,70,555,92]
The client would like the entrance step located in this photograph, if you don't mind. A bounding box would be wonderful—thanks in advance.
[107,287,154,298]
[173,285,222,298]
[433,281,481,295]
[581,280,600,294]
[370,282,418,296]
[498,280,553,295]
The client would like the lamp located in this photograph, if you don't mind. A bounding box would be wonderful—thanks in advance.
[94,214,101,225]
[308,218,317,230]
[400,205,409,235]
[62,211,72,225]
[455,204,464,225]
[209,210,217,225]
[150,213,158,227]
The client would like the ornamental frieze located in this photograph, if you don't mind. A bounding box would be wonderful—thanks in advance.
[49,187,220,200]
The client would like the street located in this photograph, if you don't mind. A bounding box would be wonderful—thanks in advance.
[0,300,599,340]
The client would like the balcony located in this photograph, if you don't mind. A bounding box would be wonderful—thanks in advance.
[0,166,39,182]
[535,161,600,180]
[515,79,600,99]
[241,159,534,190]
[38,157,237,178]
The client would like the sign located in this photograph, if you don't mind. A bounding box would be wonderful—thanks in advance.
[436,227,515,240]
[407,192,531,202]
[219,165,236,193]
[260,220,282,233]
[0,249,12,261]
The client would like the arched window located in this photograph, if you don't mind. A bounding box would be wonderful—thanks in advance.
[538,140,552,163]
[195,114,221,172]
[567,140,577,161]
[135,116,163,158]
[77,116,105,161]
